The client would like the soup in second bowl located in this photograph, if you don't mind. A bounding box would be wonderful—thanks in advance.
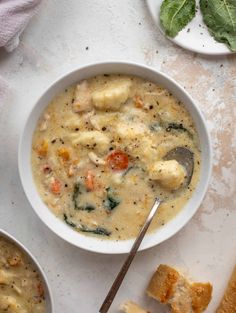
[31,74,201,240]
[0,236,46,313]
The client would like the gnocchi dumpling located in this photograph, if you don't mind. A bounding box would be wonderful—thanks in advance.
[64,116,82,130]
[116,121,148,140]
[149,160,186,190]
[70,131,110,152]
[92,80,131,110]
[90,113,119,130]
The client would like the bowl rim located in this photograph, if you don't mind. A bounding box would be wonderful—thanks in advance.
[18,61,212,254]
[0,228,54,312]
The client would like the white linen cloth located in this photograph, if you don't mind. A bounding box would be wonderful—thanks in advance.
[0,0,42,52]
[0,77,9,112]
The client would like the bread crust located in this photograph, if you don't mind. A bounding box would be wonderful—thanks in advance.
[146,264,212,313]
[191,282,213,313]
[146,264,180,303]
[216,266,236,313]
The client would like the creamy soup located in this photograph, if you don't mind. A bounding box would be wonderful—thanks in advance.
[0,237,46,313]
[31,74,201,240]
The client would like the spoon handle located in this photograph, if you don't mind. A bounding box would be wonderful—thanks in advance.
[99,198,162,313]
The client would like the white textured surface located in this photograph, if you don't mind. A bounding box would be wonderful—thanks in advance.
[0,1,235,312]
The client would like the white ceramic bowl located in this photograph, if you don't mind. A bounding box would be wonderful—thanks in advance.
[0,229,54,312]
[18,62,212,254]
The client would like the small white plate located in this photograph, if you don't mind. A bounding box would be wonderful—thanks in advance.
[146,0,234,55]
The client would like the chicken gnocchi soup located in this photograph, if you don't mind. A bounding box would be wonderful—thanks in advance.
[0,236,46,313]
[32,74,201,240]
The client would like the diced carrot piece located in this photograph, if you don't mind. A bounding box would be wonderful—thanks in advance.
[85,170,94,191]
[50,178,61,194]
[58,147,70,161]
[37,281,45,298]
[106,150,129,171]
[36,139,48,157]
[134,95,144,108]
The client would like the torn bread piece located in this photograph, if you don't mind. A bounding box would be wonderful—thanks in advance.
[216,266,236,313]
[146,264,212,313]
[120,301,150,313]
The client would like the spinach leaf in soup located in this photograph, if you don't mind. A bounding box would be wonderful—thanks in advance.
[80,225,111,237]
[72,183,82,210]
[165,122,193,139]
[160,0,196,37]
[63,214,111,236]
[200,0,236,52]
[150,120,193,139]
[149,122,162,132]
[72,183,95,212]
[104,187,120,211]
[63,213,77,228]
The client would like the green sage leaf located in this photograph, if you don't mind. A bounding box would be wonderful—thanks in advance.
[200,0,236,52]
[160,0,196,37]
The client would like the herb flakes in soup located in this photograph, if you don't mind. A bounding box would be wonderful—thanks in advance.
[31,74,201,240]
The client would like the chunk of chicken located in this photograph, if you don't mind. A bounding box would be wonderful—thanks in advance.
[88,152,106,165]
[0,269,15,285]
[0,295,26,313]
[73,80,92,112]
[92,80,131,110]
[39,113,50,131]
[7,253,22,266]
[149,160,186,190]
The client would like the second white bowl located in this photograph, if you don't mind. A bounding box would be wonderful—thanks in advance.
[0,229,54,312]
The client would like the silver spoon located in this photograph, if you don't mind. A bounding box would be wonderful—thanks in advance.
[99,147,194,313]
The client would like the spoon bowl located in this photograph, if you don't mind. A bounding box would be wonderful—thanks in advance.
[165,146,194,187]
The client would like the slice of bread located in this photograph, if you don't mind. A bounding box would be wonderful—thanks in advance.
[216,266,236,313]
[146,264,180,304]
[146,264,212,313]
[120,301,150,313]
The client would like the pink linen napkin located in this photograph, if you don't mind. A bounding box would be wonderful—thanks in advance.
[0,0,42,52]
